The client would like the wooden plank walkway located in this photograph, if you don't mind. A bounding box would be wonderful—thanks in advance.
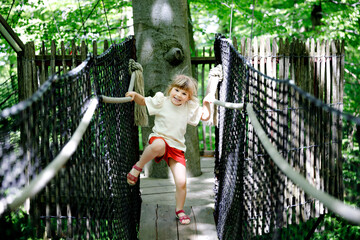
[139,157,218,240]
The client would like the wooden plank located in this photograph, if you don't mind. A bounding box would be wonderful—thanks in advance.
[81,40,86,61]
[192,206,217,240]
[337,40,345,200]
[303,39,311,220]
[157,205,178,240]
[324,40,331,204]
[297,41,305,222]
[71,39,77,69]
[309,39,325,217]
[318,39,326,217]
[104,39,109,52]
[141,185,175,195]
[271,37,278,150]
[50,40,56,76]
[40,42,46,85]
[201,47,207,152]
[207,48,213,152]
[294,39,301,224]
[29,41,37,93]
[264,37,272,233]
[257,37,265,235]
[283,38,291,226]
[289,39,298,225]
[246,36,255,233]
[232,36,238,50]
[93,40,98,57]
[139,203,157,240]
[330,40,337,197]
[330,40,341,197]
[278,38,286,226]
[191,56,216,64]
[61,41,67,75]
[241,37,246,56]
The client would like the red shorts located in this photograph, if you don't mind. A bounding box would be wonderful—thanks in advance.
[149,137,186,167]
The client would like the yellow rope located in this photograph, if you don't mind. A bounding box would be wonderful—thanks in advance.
[129,59,148,126]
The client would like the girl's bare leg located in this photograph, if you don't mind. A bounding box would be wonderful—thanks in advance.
[127,139,165,185]
[169,158,190,224]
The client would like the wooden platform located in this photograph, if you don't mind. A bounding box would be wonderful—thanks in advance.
[139,157,218,240]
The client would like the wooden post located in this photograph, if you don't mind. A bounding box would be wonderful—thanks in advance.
[40,42,46,85]
[325,40,331,203]
[17,48,25,102]
[71,39,77,69]
[251,36,259,235]
[93,40,98,57]
[337,40,345,200]
[201,47,207,152]
[257,37,265,235]
[241,37,246,56]
[208,47,213,153]
[61,41,67,75]
[278,38,286,226]
[330,40,337,197]
[50,40,56,76]
[104,39,109,52]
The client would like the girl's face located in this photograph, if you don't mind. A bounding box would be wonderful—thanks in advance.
[169,87,190,106]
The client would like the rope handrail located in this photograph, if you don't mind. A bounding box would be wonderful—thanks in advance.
[0,59,140,215]
[211,93,360,224]
[246,102,360,225]
[213,99,244,110]
[0,37,141,238]
[0,98,99,216]
[0,56,143,216]
[100,70,135,104]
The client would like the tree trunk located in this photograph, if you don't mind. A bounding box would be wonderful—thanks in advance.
[133,0,201,178]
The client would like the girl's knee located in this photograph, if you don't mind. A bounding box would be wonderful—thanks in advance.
[176,179,187,190]
[149,139,165,155]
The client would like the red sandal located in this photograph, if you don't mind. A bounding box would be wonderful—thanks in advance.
[127,164,143,186]
[175,209,191,225]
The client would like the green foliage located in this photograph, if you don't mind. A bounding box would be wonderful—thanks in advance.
[0,209,40,239]
[0,0,133,82]
[342,142,360,207]
[312,214,360,240]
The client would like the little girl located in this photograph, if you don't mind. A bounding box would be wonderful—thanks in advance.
[125,74,210,225]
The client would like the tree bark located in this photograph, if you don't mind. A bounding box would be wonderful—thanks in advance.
[133,0,201,178]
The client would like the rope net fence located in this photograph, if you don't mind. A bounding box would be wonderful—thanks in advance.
[214,35,360,239]
[0,36,141,239]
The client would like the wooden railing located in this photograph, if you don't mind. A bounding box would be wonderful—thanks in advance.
[17,39,113,101]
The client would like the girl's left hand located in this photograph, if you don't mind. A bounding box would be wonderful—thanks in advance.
[203,94,215,104]
[125,91,136,101]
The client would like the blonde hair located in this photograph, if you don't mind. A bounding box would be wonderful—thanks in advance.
[166,75,198,101]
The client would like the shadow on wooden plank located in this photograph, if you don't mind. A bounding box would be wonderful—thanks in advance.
[157,205,178,240]
[192,206,218,240]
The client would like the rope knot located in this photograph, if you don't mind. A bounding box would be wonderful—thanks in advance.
[129,59,143,74]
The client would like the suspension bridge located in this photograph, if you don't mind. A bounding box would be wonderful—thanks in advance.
[1,35,360,239]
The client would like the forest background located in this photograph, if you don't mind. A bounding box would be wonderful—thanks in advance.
[0,0,359,236]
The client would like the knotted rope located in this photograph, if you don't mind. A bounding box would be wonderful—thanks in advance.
[129,59,148,126]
